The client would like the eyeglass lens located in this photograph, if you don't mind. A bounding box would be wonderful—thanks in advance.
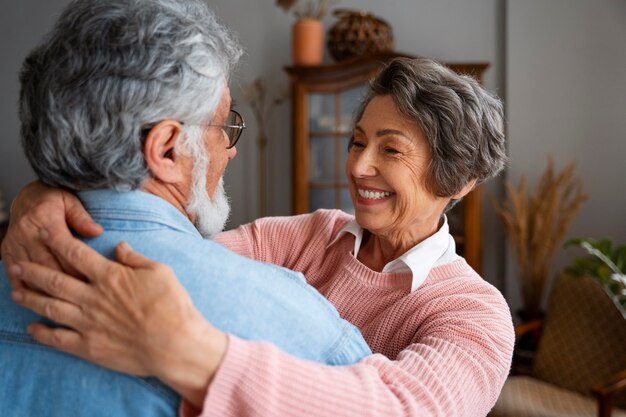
[225,110,244,149]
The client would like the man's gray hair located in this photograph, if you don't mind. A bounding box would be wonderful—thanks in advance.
[19,0,242,191]
[354,57,507,210]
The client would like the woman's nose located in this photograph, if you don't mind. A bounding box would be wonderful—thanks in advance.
[349,151,377,178]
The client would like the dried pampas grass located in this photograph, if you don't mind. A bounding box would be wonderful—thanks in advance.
[492,157,588,319]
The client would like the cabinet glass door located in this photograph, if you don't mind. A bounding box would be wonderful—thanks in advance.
[308,87,362,215]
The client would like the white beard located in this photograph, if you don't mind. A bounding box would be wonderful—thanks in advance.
[185,144,230,239]
[190,176,230,239]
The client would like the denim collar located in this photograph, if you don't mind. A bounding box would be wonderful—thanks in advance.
[77,189,201,238]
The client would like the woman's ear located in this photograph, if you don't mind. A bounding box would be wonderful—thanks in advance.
[452,178,478,200]
[143,120,187,183]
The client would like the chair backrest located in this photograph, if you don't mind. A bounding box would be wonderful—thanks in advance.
[531,273,626,408]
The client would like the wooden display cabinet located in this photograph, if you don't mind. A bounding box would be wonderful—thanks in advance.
[285,52,488,273]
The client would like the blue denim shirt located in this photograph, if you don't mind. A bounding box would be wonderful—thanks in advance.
[0,190,371,417]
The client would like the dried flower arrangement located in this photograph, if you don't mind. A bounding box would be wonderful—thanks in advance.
[241,78,288,216]
[492,157,588,320]
[241,79,288,146]
[276,0,338,20]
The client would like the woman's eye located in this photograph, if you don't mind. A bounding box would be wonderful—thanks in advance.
[384,147,400,155]
[349,138,365,150]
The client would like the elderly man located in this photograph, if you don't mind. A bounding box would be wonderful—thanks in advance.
[0,0,370,415]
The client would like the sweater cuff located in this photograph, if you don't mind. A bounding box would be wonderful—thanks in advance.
[199,334,254,415]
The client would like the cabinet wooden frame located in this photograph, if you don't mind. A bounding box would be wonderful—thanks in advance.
[285,52,488,273]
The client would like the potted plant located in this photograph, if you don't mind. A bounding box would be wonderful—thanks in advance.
[566,237,626,320]
[276,0,337,66]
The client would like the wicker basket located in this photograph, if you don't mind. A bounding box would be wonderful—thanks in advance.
[327,9,395,62]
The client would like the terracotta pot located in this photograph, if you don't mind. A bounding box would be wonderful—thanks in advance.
[292,18,324,66]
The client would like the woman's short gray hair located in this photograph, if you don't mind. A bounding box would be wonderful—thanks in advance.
[355,57,507,210]
[19,0,242,191]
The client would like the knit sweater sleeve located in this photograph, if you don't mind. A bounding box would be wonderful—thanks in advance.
[186,279,513,417]
[186,211,514,417]
[213,226,255,258]
[214,210,351,268]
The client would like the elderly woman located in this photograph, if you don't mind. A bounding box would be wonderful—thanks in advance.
[5,57,513,417]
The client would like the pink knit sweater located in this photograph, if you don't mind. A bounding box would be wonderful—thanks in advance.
[184,210,514,417]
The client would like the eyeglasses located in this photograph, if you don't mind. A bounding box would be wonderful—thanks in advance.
[141,109,246,149]
[206,109,246,149]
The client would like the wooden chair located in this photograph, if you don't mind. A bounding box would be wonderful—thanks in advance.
[489,274,626,417]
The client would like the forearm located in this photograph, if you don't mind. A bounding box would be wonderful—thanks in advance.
[214,228,253,258]
[157,317,228,410]
[186,331,511,417]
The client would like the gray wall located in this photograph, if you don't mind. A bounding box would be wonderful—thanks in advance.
[505,0,626,315]
[0,0,70,213]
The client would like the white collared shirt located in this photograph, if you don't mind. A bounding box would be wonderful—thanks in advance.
[328,216,460,292]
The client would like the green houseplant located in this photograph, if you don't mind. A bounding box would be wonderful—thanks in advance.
[566,237,626,320]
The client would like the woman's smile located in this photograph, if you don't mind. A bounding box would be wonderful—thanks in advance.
[356,185,395,205]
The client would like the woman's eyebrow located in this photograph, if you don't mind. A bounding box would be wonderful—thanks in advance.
[354,125,412,141]
[375,128,409,139]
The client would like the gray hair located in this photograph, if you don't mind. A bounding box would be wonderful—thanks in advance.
[354,57,507,210]
[19,0,242,191]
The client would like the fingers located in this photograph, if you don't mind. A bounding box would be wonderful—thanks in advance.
[12,285,87,331]
[8,262,91,305]
[115,242,154,269]
[44,232,118,283]
[63,191,103,237]
[1,223,64,271]
[27,323,84,357]
[1,236,29,270]
[1,182,69,270]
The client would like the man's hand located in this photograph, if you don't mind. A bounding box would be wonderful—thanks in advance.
[8,233,227,410]
[1,181,103,286]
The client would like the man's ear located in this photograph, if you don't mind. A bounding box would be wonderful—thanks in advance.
[451,178,478,200]
[143,120,187,183]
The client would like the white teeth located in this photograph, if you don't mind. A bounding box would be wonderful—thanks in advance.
[358,189,392,200]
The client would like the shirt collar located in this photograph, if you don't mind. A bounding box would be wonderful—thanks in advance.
[328,215,459,292]
[77,189,201,238]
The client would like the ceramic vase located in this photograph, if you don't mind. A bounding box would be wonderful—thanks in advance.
[292,18,324,66]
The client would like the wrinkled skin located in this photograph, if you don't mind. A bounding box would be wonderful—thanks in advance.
[1,182,103,288]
